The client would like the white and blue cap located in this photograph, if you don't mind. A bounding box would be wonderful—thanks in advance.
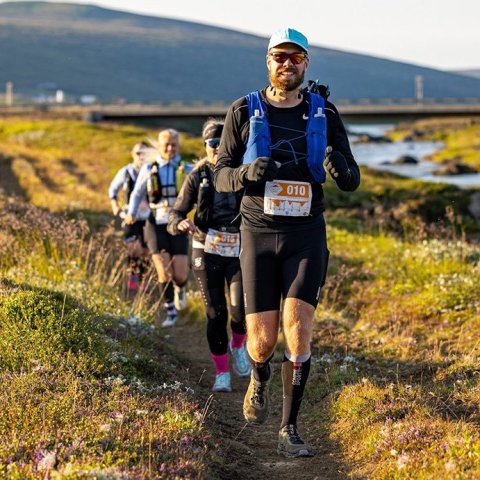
[268,28,308,53]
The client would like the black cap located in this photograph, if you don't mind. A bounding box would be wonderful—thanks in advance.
[202,121,224,140]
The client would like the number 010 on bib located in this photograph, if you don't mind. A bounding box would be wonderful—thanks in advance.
[264,180,312,217]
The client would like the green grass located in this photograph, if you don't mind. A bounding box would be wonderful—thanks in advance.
[312,222,480,479]
[0,116,479,478]
[0,118,204,221]
[389,117,480,169]
[0,199,212,479]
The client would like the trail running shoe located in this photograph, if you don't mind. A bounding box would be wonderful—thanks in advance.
[243,370,272,425]
[212,372,232,393]
[161,314,177,328]
[229,344,252,378]
[277,424,315,458]
[174,285,187,311]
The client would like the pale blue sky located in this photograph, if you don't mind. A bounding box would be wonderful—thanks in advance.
[4,0,480,70]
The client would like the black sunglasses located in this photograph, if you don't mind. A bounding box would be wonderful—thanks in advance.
[205,138,220,148]
[269,51,307,65]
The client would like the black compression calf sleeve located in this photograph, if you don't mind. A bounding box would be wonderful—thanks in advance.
[281,355,311,428]
[247,350,274,382]
[159,282,174,304]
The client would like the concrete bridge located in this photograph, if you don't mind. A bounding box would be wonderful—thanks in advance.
[1,100,480,131]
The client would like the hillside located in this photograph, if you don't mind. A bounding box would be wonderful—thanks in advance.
[1,1,480,102]
[455,69,480,79]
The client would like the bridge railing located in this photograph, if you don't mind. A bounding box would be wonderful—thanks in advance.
[334,97,480,106]
[1,97,480,109]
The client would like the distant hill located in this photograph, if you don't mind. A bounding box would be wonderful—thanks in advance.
[1,1,480,103]
[454,69,480,79]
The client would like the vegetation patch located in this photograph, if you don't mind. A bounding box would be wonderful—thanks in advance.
[0,199,213,479]
[1,116,479,478]
[389,117,480,169]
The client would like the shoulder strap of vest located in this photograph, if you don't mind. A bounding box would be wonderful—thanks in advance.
[307,91,325,117]
[304,80,330,100]
[245,90,267,118]
[126,163,138,179]
[197,160,212,180]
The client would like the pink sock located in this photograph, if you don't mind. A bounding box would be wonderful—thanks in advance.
[230,332,246,349]
[211,353,229,374]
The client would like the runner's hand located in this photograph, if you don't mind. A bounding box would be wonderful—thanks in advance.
[177,218,197,234]
[124,214,136,225]
[246,157,279,182]
[324,147,350,179]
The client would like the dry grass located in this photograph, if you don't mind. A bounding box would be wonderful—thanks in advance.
[0,116,479,478]
[0,198,213,479]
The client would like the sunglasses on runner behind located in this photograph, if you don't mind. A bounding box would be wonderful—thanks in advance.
[269,51,308,65]
[205,138,220,148]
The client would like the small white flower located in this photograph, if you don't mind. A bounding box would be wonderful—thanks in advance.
[113,413,124,422]
[126,315,140,326]
[319,353,333,364]
[99,423,112,432]
[397,454,409,470]
[38,450,56,471]
[445,459,456,472]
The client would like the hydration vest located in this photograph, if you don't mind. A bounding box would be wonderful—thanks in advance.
[123,168,135,205]
[147,161,178,208]
[193,161,241,231]
[241,90,327,183]
[194,163,213,229]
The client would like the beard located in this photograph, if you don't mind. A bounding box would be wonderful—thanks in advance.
[268,67,305,92]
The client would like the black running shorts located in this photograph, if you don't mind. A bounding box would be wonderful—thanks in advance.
[144,218,188,255]
[240,219,329,314]
[124,220,147,247]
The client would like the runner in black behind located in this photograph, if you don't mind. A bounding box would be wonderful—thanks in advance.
[168,120,251,393]
[214,28,360,457]
[108,142,150,294]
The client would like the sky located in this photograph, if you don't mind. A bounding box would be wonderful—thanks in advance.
[4,0,480,70]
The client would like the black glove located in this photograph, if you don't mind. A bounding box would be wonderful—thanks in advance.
[323,148,350,179]
[245,156,279,183]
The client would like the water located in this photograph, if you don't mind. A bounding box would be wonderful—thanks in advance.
[347,123,480,189]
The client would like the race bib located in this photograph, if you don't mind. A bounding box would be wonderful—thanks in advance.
[137,199,151,221]
[264,180,312,217]
[154,199,171,225]
[204,229,240,257]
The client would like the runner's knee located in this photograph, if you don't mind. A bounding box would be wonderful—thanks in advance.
[247,336,276,361]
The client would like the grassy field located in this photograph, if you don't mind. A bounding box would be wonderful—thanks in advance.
[0,117,479,478]
[0,118,204,223]
[390,117,480,169]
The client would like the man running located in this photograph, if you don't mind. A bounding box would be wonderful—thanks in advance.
[125,129,189,327]
[214,28,360,457]
[108,141,150,294]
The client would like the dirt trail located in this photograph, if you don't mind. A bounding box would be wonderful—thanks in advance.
[166,315,350,480]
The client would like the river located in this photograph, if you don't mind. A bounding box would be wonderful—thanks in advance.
[347,123,480,189]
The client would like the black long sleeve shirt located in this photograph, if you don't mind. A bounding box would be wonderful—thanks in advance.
[168,159,241,244]
[214,90,360,233]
